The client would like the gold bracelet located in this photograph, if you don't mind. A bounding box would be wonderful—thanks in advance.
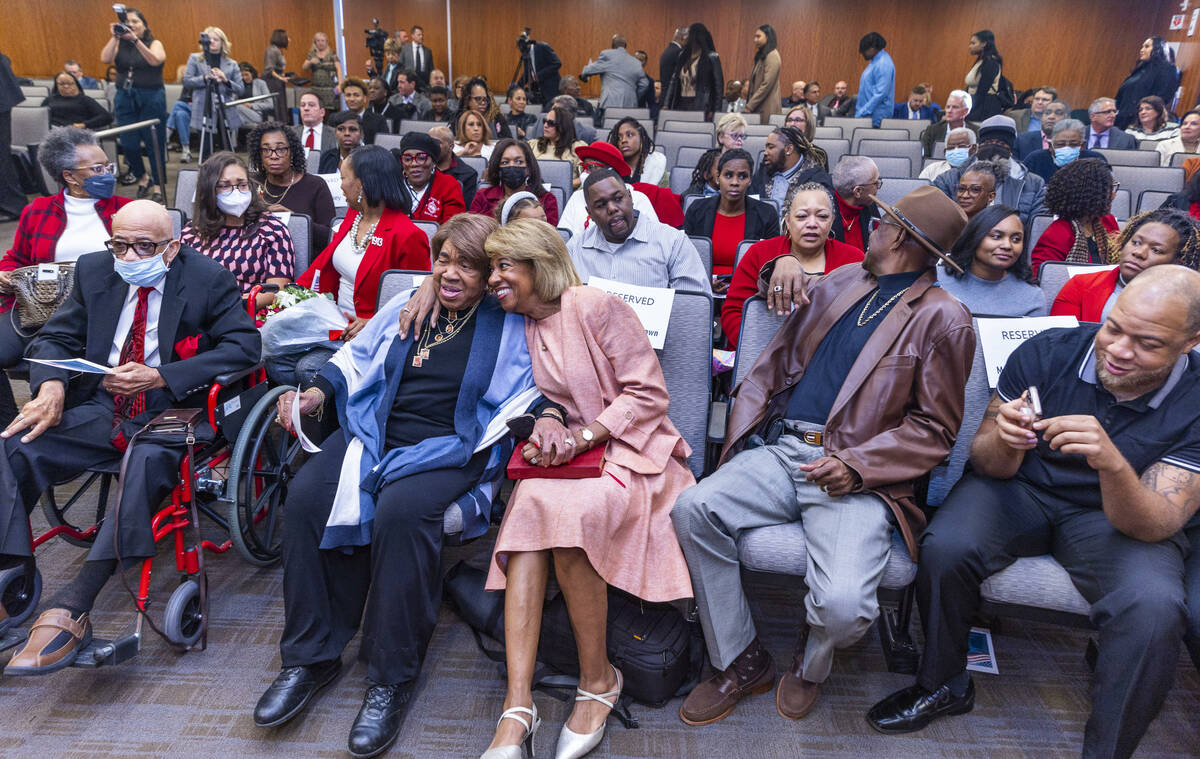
[305,388,326,419]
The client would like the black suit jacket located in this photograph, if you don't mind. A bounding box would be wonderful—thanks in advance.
[318,147,344,174]
[1014,130,1048,161]
[0,53,24,113]
[683,195,780,241]
[659,42,683,86]
[400,43,435,86]
[528,41,561,103]
[27,247,260,405]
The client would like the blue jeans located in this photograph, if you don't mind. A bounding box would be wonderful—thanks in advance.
[113,86,167,185]
[166,100,191,145]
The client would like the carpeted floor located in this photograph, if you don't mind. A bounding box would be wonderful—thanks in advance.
[0,160,1197,759]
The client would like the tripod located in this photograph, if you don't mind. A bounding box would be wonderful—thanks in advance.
[197,60,235,163]
[512,48,541,103]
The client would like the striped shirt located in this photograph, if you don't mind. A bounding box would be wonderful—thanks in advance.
[567,211,711,294]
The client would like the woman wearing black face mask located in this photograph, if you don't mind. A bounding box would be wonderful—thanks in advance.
[468,138,560,225]
[0,127,133,426]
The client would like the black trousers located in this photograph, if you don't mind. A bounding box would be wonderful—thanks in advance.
[0,314,31,427]
[1184,522,1200,670]
[0,109,26,218]
[279,429,488,685]
[0,392,181,561]
[917,473,1188,759]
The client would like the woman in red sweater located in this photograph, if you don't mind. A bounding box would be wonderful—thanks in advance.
[1030,158,1119,278]
[272,146,430,385]
[721,182,863,347]
[1050,207,1200,322]
[683,149,780,285]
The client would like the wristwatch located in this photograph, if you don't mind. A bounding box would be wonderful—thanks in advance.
[580,427,595,445]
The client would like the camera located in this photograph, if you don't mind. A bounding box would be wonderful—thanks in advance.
[516,28,533,53]
[364,18,388,72]
[112,3,130,36]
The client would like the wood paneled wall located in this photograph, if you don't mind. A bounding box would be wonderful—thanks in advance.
[5,0,1192,115]
[4,0,334,83]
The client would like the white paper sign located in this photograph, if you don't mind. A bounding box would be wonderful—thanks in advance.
[1065,264,1117,278]
[977,316,1079,388]
[27,357,114,374]
[318,172,347,207]
[587,276,675,350]
[291,384,322,453]
[270,210,292,225]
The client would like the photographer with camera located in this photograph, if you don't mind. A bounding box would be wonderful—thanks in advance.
[516,28,560,105]
[183,28,244,161]
[100,4,167,203]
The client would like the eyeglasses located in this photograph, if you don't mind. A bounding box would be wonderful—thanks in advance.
[725,132,746,143]
[581,160,606,172]
[74,162,116,175]
[261,146,290,157]
[856,179,884,190]
[105,239,171,258]
[1096,108,1118,115]
[956,184,988,197]
[469,95,490,104]
[868,218,899,234]
[215,180,251,192]
[401,151,431,164]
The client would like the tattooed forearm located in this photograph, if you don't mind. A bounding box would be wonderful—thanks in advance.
[1140,462,1200,524]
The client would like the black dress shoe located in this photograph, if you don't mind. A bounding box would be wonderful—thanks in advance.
[253,658,342,727]
[866,678,975,734]
[347,683,413,758]
[118,172,138,186]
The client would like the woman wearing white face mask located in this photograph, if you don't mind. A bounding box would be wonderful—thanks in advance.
[919,127,976,181]
[179,151,294,309]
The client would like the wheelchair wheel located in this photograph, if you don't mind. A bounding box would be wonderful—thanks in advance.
[0,565,42,628]
[225,386,301,567]
[40,471,113,548]
[162,579,203,646]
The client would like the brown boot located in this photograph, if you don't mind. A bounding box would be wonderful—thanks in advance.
[680,637,776,725]
[777,629,820,720]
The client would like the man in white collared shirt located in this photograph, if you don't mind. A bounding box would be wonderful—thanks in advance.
[292,93,334,159]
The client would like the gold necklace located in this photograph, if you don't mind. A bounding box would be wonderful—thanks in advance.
[259,172,296,204]
[412,301,479,367]
[857,287,909,327]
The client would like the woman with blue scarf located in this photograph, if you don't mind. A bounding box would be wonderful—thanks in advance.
[253,213,547,759]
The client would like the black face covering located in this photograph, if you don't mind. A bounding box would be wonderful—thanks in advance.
[976,143,1012,162]
[499,166,528,189]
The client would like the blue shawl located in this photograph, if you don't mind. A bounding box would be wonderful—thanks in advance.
[317,290,539,549]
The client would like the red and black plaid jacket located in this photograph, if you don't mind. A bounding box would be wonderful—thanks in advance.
[1,192,130,312]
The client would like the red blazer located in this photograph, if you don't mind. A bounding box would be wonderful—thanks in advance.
[409,170,466,224]
[1049,266,1120,322]
[632,182,685,228]
[468,185,559,225]
[296,206,430,319]
[1,192,131,312]
[720,235,864,347]
[1030,215,1119,278]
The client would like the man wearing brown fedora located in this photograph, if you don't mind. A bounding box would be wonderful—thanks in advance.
[671,185,975,725]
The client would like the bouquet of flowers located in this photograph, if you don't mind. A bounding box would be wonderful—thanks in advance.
[255,284,332,327]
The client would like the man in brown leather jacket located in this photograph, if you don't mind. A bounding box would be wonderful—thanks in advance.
[671,186,974,726]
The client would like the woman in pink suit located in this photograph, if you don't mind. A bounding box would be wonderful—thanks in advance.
[479,219,694,759]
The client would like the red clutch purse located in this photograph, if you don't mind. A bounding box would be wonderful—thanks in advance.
[507,443,606,479]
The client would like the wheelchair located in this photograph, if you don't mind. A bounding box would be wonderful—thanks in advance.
[0,359,302,667]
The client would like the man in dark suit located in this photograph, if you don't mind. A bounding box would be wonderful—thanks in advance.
[520,32,561,105]
[1086,97,1137,150]
[430,125,478,207]
[892,85,937,122]
[800,81,832,126]
[387,70,430,123]
[822,80,855,116]
[340,78,388,145]
[320,112,365,174]
[1014,100,1068,160]
[0,50,26,221]
[292,92,335,160]
[400,25,434,88]
[0,200,259,674]
[659,27,686,89]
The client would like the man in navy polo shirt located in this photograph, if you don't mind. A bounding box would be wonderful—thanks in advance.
[869,265,1200,759]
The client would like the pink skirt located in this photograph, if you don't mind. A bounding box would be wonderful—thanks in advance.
[486,457,695,603]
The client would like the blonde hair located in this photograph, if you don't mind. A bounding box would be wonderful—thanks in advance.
[456,110,492,146]
[201,26,232,57]
[716,112,747,139]
[485,218,581,302]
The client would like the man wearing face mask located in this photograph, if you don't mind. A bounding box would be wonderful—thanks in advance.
[934,115,1045,226]
[919,127,976,181]
[0,127,133,428]
[1015,99,1068,160]
[1022,118,1108,183]
[0,200,259,675]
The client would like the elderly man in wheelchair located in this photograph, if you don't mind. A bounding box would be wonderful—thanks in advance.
[0,200,260,675]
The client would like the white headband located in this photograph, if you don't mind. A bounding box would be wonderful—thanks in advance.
[500,191,539,225]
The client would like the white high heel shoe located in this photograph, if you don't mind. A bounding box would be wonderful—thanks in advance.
[480,703,541,759]
[554,665,623,759]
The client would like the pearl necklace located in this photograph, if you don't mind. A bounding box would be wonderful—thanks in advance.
[349,213,379,254]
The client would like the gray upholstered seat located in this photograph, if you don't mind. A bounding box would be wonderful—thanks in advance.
[980,556,1090,616]
[739,525,917,589]
[656,290,713,478]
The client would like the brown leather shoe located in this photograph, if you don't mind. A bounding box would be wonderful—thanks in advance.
[680,637,776,725]
[777,629,820,720]
[4,608,92,676]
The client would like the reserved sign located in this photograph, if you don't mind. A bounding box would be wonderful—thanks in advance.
[977,316,1079,387]
[588,276,675,349]
[318,172,348,207]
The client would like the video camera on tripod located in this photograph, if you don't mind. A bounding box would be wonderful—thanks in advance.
[364,18,388,74]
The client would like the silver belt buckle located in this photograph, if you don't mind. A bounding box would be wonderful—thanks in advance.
[801,430,822,446]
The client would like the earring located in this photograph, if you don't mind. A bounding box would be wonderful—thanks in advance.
[357,192,363,205]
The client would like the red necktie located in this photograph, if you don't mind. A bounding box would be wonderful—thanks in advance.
[305,128,315,150]
[112,286,152,428]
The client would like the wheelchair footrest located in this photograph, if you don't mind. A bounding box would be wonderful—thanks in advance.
[72,633,141,668]
[0,628,27,653]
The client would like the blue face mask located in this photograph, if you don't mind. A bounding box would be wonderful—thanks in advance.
[113,247,171,287]
[83,172,117,199]
[1053,146,1080,167]
[945,147,971,167]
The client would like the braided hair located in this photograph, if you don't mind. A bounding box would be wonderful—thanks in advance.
[689,148,722,193]
[1044,158,1115,264]
[607,117,655,181]
[1109,207,1200,270]
[773,125,828,172]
